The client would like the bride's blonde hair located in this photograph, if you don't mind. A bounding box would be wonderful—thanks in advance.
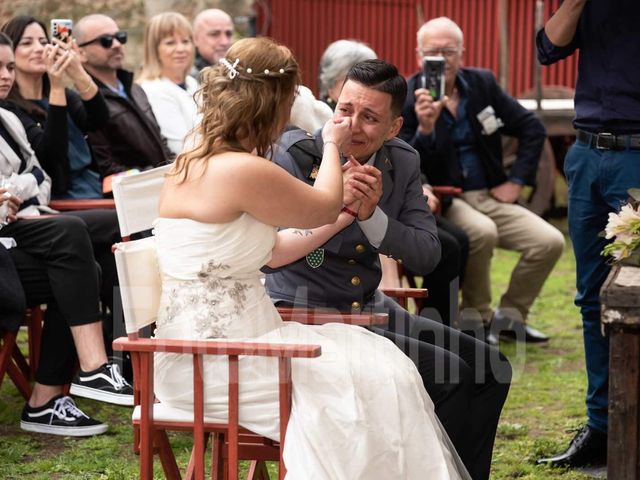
[171,37,299,182]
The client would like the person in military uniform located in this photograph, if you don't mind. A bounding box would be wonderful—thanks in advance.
[266,59,511,480]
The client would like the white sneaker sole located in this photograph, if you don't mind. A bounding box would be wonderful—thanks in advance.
[20,420,108,437]
[69,384,134,406]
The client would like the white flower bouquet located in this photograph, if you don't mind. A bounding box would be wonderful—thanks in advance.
[602,188,640,266]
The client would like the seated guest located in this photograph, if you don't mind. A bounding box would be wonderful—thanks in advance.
[0,37,132,435]
[0,30,119,355]
[267,59,511,480]
[74,14,174,178]
[138,12,199,156]
[318,39,376,109]
[0,198,132,436]
[1,16,108,199]
[318,38,468,327]
[190,8,234,79]
[400,17,564,342]
[289,85,333,133]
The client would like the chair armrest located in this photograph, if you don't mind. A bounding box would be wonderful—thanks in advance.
[113,337,321,358]
[431,186,462,198]
[381,287,428,299]
[49,199,116,211]
[276,307,388,326]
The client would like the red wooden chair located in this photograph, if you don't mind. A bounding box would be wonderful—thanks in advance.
[0,306,43,400]
[112,235,389,479]
[109,166,396,479]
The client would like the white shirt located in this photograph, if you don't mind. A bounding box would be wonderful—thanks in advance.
[140,76,201,156]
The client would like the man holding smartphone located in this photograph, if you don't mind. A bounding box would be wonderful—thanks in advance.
[74,14,173,179]
[400,17,564,344]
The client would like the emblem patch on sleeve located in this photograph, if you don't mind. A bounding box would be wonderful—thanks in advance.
[306,248,324,268]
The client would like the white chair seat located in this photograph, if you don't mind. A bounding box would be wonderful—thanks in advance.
[132,404,224,424]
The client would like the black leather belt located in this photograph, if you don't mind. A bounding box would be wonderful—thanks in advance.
[577,129,640,150]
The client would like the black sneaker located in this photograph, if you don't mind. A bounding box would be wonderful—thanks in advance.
[70,362,134,406]
[20,395,108,437]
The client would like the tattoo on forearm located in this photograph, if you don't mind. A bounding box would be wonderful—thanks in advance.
[292,229,313,237]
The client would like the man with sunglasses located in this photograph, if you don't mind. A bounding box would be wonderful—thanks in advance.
[399,17,564,345]
[74,14,173,180]
[190,8,234,80]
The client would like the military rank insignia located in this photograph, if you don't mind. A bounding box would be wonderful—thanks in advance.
[309,164,320,180]
[306,248,324,268]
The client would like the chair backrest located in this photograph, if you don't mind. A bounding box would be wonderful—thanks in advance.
[114,237,162,334]
[112,165,171,238]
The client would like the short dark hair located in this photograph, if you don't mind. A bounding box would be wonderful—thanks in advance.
[345,59,407,116]
[0,32,12,48]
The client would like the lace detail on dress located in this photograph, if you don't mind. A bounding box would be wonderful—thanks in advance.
[160,258,250,339]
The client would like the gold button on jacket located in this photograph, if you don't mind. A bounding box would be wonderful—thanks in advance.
[351,276,361,286]
[351,301,361,310]
[355,244,365,253]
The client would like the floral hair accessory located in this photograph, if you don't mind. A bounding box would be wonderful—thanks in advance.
[218,57,291,80]
[219,58,240,79]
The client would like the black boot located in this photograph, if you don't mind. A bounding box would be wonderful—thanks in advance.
[536,424,607,467]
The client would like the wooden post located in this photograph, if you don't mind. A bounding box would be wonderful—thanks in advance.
[601,265,640,479]
[498,0,509,92]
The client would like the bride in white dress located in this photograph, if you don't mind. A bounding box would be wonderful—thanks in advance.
[154,37,469,479]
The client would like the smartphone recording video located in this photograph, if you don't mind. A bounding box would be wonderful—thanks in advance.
[422,56,445,101]
[51,19,73,42]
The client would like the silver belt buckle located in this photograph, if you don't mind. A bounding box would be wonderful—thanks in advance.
[596,132,614,149]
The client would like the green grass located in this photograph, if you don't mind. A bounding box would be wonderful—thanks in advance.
[0,220,595,478]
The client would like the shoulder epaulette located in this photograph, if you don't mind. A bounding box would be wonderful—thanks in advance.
[385,136,417,154]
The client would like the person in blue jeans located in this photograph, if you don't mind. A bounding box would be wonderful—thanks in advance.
[536,0,640,468]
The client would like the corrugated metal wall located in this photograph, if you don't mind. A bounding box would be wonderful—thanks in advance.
[257,0,578,97]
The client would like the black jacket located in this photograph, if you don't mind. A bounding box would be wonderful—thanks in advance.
[399,67,546,190]
[88,69,174,177]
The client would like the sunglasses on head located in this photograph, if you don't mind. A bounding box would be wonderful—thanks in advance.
[78,31,127,48]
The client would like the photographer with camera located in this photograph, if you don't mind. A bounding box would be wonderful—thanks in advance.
[400,17,564,345]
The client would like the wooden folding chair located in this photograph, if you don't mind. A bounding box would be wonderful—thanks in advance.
[0,306,43,400]
[112,234,387,480]
[110,166,388,479]
[48,199,116,211]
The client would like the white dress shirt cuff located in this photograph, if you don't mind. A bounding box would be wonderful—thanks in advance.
[357,206,388,248]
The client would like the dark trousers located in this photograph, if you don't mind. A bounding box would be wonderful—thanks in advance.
[564,140,640,433]
[3,216,101,386]
[0,243,26,332]
[277,293,511,480]
[415,216,469,326]
[62,209,119,314]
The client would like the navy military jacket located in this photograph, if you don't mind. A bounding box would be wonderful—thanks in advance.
[265,128,441,311]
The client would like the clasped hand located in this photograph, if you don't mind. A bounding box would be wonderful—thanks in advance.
[342,156,382,221]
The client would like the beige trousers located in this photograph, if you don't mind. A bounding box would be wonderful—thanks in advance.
[445,190,564,324]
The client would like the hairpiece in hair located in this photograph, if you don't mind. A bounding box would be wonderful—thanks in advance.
[219,58,240,79]
[219,57,290,80]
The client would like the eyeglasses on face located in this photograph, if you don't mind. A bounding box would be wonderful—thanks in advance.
[419,47,460,58]
[78,31,127,48]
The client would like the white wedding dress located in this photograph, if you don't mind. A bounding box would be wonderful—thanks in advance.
[153,214,469,479]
